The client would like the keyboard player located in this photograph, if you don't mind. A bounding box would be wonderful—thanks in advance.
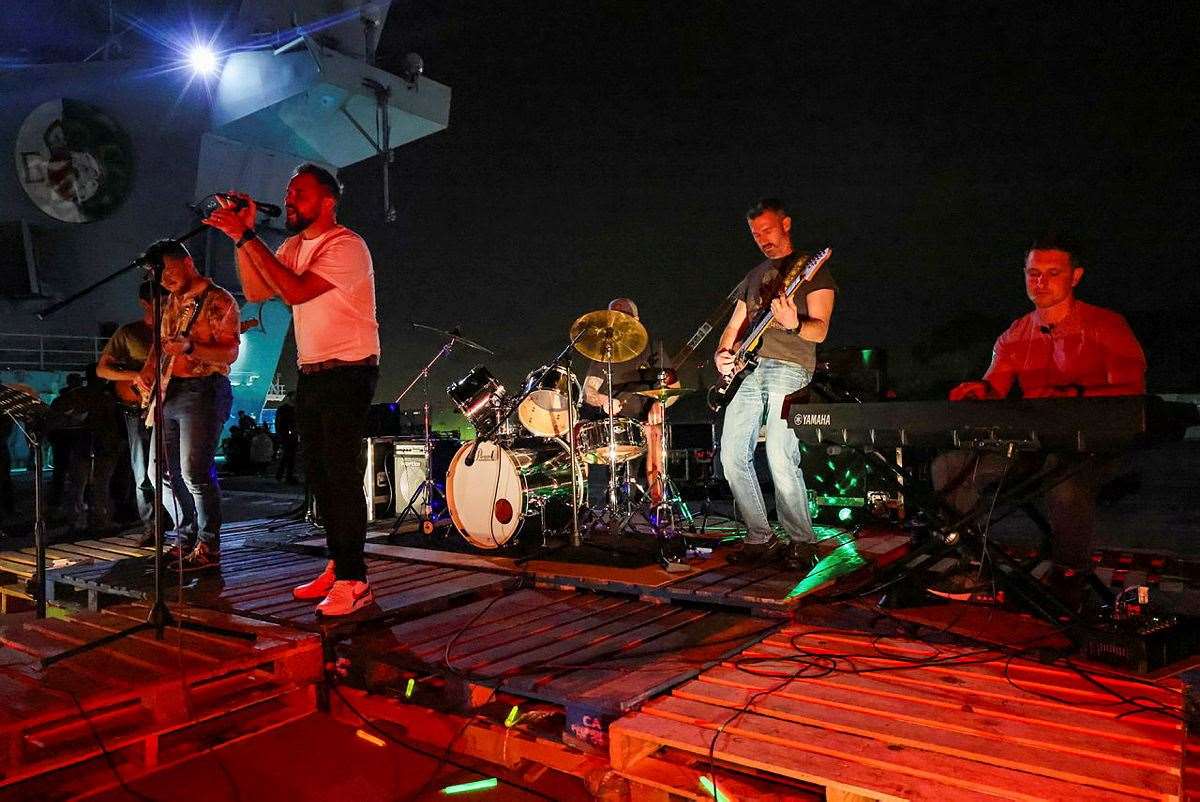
[932,235,1146,610]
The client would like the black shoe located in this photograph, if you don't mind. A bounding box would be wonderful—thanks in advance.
[785,540,820,572]
[182,542,221,571]
[135,528,156,548]
[728,535,785,565]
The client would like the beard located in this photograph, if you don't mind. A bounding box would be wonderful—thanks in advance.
[285,210,315,232]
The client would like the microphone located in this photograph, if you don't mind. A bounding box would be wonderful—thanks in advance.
[190,194,283,219]
[219,194,283,218]
[1038,324,1055,335]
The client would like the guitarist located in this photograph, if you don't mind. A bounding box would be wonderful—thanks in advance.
[714,199,836,566]
[96,279,158,544]
[139,239,241,569]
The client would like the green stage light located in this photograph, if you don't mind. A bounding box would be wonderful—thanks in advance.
[504,705,521,727]
[441,778,498,795]
[699,776,731,802]
[405,678,415,698]
[838,507,854,522]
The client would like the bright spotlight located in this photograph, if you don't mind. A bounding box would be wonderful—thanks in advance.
[187,45,218,76]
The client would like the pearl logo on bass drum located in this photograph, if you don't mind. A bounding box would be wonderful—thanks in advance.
[792,412,832,427]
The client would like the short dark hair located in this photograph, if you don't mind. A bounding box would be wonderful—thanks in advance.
[1028,232,1084,269]
[292,163,343,202]
[141,239,191,268]
[746,198,788,221]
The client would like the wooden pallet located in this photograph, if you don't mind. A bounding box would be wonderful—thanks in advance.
[48,544,519,630]
[610,624,1187,801]
[654,528,910,617]
[345,587,777,749]
[0,604,321,789]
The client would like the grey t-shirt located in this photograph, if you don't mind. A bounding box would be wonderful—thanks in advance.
[737,251,837,371]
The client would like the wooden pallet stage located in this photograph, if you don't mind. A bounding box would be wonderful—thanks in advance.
[655,527,912,617]
[343,586,778,747]
[46,544,519,631]
[0,534,157,613]
[0,603,320,792]
[610,623,1188,802]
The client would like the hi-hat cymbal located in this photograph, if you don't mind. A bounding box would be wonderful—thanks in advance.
[634,386,694,402]
[570,309,648,363]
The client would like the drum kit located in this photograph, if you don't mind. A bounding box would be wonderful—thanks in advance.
[431,308,696,559]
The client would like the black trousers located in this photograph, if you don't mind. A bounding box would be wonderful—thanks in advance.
[297,364,378,581]
[931,450,1117,572]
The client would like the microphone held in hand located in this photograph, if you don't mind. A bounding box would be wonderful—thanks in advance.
[191,193,283,219]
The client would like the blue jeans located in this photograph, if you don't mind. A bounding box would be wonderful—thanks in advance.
[147,374,233,549]
[123,410,154,526]
[719,358,815,545]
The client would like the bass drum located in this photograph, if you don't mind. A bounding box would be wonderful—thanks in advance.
[446,438,584,549]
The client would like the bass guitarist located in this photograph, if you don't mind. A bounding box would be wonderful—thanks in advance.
[714,198,836,566]
[96,280,159,544]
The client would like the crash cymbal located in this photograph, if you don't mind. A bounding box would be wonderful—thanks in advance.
[412,321,496,355]
[634,386,694,402]
[570,309,648,363]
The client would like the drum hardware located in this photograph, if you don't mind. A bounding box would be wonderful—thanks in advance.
[392,322,494,537]
[571,307,649,537]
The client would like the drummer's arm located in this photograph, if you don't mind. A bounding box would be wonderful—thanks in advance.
[584,375,622,413]
[583,376,607,407]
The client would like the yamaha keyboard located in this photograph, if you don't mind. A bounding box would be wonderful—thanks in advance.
[785,395,1194,452]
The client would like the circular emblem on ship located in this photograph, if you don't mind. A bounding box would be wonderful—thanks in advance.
[13,99,134,224]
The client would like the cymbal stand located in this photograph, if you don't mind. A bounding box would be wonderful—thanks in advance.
[391,335,456,537]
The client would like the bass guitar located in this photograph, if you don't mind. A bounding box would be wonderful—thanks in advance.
[707,247,832,411]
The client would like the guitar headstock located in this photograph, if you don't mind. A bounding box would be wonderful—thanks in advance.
[784,247,833,291]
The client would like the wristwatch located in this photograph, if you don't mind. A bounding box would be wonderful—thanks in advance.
[234,228,258,249]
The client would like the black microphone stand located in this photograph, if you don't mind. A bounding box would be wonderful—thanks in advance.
[38,225,253,669]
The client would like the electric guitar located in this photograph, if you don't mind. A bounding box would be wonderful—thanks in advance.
[138,289,211,426]
[707,247,832,411]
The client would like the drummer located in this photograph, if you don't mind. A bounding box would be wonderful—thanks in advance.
[581,298,667,505]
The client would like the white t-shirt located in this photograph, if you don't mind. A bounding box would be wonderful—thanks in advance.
[277,226,380,365]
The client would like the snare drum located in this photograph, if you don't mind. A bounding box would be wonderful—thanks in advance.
[517,364,580,437]
[446,438,584,549]
[447,365,507,438]
[574,418,647,464]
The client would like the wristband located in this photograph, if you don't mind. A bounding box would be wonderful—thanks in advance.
[234,228,258,249]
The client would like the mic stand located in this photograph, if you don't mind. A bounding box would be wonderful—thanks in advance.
[0,386,49,617]
[39,232,253,670]
[390,335,456,538]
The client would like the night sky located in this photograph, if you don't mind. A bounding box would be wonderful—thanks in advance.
[321,1,1199,410]
[10,2,1199,408]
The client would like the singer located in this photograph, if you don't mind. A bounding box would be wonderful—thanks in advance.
[203,163,380,617]
[934,235,1146,611]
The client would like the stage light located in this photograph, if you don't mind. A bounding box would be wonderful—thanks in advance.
[699,776,731,802]
[187,44,219,75]
[405,678,415,698]
[354,729,386,748]
[504,705,521,728]
[838,507,854,522]
[440,778,498,795]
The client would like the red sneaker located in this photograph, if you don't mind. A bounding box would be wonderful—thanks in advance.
[182,542,221,571]
[293,560,336,601]
[316,580,374,617]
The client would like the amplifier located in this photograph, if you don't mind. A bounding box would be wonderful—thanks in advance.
[392,438,458,515]
[363,437,398,522]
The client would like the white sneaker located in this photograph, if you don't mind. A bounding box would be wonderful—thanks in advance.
[315,580,374,617]
[293,560,336,600]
